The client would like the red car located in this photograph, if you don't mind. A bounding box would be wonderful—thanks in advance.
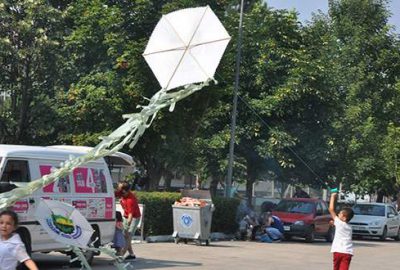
[272,198,334,242]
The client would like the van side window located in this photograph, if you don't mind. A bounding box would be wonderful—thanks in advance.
[0,160,31,183]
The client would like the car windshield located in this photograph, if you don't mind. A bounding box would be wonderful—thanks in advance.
[353,204,385,217]
[274,200,314,214]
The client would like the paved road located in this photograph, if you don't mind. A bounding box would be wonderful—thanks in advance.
[35,238,399,270]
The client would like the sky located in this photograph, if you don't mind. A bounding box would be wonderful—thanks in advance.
[266,0,400,32]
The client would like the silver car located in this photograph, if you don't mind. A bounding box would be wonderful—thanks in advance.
[349,203,400,240]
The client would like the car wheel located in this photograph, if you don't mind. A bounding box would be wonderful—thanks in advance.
[284,234,292,241]
[393,228,400,241]
[379,226,387,241]
[325,227,335,242]
[305,226,315,243]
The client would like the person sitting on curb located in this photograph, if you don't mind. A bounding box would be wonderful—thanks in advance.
[261,212,284,242]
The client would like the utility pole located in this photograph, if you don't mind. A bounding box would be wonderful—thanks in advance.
[226,0,244,198]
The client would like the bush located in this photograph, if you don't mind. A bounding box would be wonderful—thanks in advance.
[211,196,241,234]
[136,191,240,236]
[136,191,180,236]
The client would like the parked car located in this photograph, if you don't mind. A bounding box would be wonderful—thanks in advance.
[350,203,400,240]
[272,198,333,242]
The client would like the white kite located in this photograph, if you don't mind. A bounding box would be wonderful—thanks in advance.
[143,5,231,90]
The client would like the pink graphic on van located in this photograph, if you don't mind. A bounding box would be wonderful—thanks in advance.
[40,165,53,192]
[105,197,113,219]
[73,167,94,193]
[73,200,87,209]
[12,201,29,213]
[40,165,70,193]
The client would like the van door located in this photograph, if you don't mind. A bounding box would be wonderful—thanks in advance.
[70,165,115,243]
[29,160,74,250]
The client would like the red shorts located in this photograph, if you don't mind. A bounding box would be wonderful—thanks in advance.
[333,252,352,270]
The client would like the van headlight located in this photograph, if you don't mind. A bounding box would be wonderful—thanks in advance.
[294,221,305,226]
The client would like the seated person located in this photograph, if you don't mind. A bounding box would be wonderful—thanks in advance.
[261,212,284,242]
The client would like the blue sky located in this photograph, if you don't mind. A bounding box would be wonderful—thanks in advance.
[266,0,400,32]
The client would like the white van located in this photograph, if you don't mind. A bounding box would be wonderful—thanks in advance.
[0,144,133,264]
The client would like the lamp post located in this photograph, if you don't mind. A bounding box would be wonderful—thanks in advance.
[226,0,244,198]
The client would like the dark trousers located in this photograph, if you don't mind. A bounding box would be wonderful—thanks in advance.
[333,252,352,270]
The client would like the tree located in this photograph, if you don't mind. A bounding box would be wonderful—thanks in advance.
[0,0,64,144]
[327,0,400,199]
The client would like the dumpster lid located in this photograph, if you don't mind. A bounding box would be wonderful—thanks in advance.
[181,189,212,201]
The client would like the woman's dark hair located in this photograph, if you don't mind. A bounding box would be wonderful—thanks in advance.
[116,211,123,222]
[118,181,131,192]
[0,209,19,226]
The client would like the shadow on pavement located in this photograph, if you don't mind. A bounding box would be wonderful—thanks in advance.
[352,241,381,247]
[173,241,240,248]
[33,252,203,269]
[131,258,202,269]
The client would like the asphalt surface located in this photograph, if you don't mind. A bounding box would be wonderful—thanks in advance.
[35,238,399,270]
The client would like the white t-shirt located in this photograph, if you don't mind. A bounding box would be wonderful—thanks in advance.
[0,233,30,270]
[331,216,353,255]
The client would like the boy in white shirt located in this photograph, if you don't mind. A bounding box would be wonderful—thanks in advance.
[328,192,354,270]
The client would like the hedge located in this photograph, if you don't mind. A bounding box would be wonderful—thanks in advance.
[135,191,240,236]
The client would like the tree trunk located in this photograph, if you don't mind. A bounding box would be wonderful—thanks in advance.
[16,57,32,143]
[376,190,384,203]
[147,166,162,191]
[209,176,220,198]
[163,169,174,191]
[245,156,259,207]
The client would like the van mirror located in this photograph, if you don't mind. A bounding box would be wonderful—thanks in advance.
[388,213,395,218]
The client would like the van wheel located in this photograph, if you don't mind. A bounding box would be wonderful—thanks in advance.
[70,226,100,267]
[16,228,31,270]
[305,226,315,243]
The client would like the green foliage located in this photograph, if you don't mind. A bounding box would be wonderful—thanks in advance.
[0,0,64,144]
[211,197,241,234]
[136,191,181,236]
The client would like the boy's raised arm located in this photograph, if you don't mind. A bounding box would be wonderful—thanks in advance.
[328,193,338,219]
